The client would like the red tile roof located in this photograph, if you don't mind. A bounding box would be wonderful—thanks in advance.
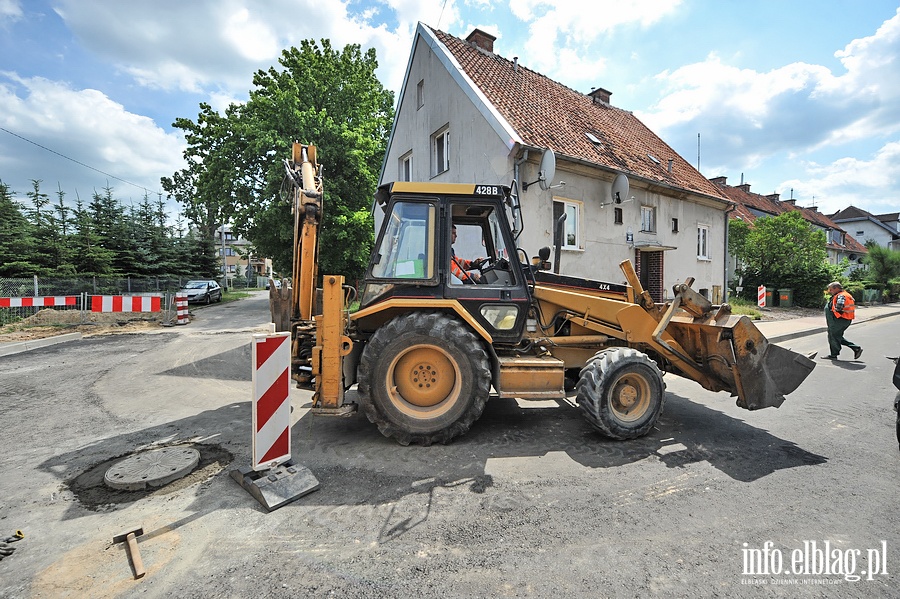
[713,179,867,253]
[429,26,727,203]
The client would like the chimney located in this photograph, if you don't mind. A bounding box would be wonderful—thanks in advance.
[766,193,781,202]
[710,176,727,186]
[588,87,612,105]
[738,183,751,193]
[466,29,496,53]
[783,199,796,205]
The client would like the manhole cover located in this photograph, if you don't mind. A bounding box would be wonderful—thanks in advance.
[104,446,200,491]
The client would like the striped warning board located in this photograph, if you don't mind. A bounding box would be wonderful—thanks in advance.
[91,295,161,313]
[252,332,292,471]
[0,296,77,308]
[757,285,766,308]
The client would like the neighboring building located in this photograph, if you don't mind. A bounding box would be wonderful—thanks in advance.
[828,206,900,251]
[711,177,867,283]
[214,225,272,288]
[379,24,733,303]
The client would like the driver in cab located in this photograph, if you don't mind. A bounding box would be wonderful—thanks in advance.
[450,225,485,284]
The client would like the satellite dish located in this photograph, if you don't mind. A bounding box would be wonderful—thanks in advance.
[538,149,556,191]
[611,173,630,204]
[523,148,557,191]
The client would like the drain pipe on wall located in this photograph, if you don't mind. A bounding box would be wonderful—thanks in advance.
[723,203,736,303]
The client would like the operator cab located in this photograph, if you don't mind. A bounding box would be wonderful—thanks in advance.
[359,182,531,344]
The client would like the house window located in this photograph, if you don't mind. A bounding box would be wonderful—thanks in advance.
[417,79,424,109]
[640,206,656,233]
[672,218,679,233]
[614,207,623,224]
[552,199,581,249]
[399,151,413,182]
[697,225,710,260]
[432,126,450,176]
[218,247,237,257]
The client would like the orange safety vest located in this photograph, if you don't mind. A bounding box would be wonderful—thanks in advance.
[830,290,855,320]
[450,251,475,282]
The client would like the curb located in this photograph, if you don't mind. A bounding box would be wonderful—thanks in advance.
[767,310,900,344]
[0,332,83,357]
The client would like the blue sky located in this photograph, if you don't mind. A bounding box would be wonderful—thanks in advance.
[1,0,899,221]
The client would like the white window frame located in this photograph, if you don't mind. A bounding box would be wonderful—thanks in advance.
[399,151,413,182]
[697,224,710,260]
[432,126,450,177]
[640,206,656,233]
[552,198,582,250]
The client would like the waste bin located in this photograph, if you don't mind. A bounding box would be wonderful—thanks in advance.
[764,288,774,307]
[778,288,793,308]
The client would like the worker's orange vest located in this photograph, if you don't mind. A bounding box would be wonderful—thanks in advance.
[830,290,855,320]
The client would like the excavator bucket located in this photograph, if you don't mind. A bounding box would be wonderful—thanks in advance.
[728,317,816,409]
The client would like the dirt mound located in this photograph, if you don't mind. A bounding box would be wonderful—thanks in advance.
[0,308,168,342]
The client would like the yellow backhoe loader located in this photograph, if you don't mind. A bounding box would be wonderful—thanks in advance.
[271,143,816,445]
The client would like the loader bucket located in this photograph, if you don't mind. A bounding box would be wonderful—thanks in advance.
[728,316,816,410]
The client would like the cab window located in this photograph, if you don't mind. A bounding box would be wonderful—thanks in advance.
[449,204,515,286]
[371,201,435,280]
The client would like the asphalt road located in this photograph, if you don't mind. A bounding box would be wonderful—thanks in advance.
[0,293,897,598]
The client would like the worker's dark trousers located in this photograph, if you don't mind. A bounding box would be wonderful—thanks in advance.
[825,310,859,357]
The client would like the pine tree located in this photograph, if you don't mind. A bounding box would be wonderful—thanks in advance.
[0,179,39,276]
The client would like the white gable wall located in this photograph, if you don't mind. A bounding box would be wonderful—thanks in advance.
[380,28,727,300]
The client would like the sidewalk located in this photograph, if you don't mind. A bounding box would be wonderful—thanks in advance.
[755,302,900,344]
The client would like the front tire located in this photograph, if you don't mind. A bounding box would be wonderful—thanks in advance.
[357,312,490,445]
[576,348,665,440]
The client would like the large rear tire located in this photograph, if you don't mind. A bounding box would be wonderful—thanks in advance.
[357,312,491,445]
[576,348,665,440]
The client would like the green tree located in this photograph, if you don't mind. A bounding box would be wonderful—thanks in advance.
[730,211,834,307]
[89,185,138,275]
[0,179,39,276]
[861,242,900,287]
[163,39,394,279]
[70,195,115,275]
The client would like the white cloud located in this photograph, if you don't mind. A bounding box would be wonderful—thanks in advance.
[639,8,900,175]
[50,0,449,101]
[779,140,900,215]
[510,0,681,46]
[0,74,185,200]
[0,0,22,21]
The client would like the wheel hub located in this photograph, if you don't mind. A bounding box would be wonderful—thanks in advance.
[610,374,651,421]
[393,346,456,408]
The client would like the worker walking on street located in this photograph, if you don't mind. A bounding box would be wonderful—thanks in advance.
[822,281,862,360]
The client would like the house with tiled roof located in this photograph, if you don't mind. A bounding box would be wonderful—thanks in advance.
[711,177,868,282]
[828,205,900,251]
[379,24,732,302]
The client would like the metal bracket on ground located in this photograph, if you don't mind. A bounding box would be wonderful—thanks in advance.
[230,459,320,511]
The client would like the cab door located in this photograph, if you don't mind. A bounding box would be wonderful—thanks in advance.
[443,201,530,344]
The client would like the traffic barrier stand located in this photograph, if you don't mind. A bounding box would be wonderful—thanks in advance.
[231,331,319,511]
[174,292,189,325]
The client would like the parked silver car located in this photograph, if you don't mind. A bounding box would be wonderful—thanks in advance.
[180,280,222,304]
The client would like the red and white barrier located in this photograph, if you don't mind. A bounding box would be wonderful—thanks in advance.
[757,285,766,308]
[91,295,161,313]
[0,296,77,308]
[174,292,189,325]
[251,332,292,470]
